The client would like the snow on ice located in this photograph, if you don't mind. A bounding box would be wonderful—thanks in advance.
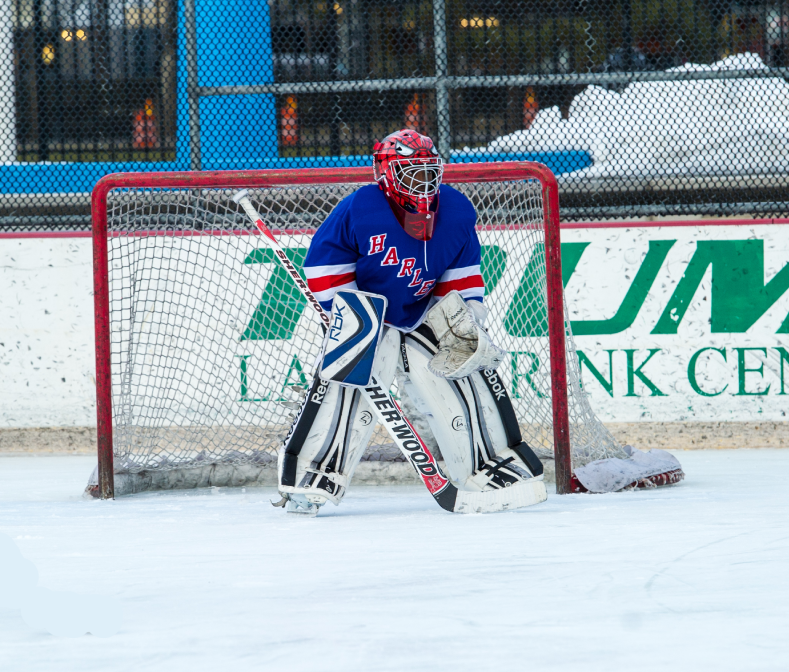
[480,53,789,179]
[0,450,787,671]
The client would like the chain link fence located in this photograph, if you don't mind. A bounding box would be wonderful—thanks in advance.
[1,0,788,230]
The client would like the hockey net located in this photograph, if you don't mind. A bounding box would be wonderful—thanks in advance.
[90,163,627,498]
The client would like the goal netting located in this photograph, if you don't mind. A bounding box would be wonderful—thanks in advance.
[90,165,627,497]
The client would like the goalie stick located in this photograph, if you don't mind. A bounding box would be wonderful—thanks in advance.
[232,190,545,514]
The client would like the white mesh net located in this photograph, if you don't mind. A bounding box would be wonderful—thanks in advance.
[104,178,626,489]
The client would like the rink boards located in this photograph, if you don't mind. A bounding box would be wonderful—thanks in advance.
[1,221,788,429]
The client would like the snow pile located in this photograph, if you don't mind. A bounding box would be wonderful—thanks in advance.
[484,53,789,178]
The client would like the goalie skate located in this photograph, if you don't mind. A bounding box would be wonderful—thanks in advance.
[460,447,547,511]
[282,493,327,516]
[465,447,543,491]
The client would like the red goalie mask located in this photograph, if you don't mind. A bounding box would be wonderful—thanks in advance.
[373,129,443,241]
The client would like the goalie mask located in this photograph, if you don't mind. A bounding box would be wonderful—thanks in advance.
[373,129,443,241]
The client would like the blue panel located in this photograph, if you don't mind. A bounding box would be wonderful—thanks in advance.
[174,0,191,169]
[205,149,593,174]
[450,150,594,175]
[0,151,592,194]
[0,162,185,194]
[196,0,278,169]
[199,95,278,170]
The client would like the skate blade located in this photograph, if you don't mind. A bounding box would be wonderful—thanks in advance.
[286,501,321,516]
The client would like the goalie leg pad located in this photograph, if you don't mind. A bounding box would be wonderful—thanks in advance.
[278,328,400,505]
[402,325,544,493]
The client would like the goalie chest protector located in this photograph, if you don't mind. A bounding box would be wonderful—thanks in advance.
[304,184,484,331]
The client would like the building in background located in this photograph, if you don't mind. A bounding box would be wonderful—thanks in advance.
[0,0,787,228]
[9,0,176,163]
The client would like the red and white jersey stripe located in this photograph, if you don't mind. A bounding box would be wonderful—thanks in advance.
[433,264,484,301]
[304,262,358,307]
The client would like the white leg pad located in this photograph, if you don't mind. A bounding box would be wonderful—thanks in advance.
[402,327,542,491]
[278,328,400,504]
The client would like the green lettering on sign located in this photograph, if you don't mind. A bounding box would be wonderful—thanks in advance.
[687,347,728,396]
[242,247,308,340]
[577,350,616,397]
[572,241,675,335]
[510,351,544,399]
[236,355,262,401]
[652,240,789,334]
[262,354,310,402]
[776,347,789,396]
[480,245,507,294]
[624,349,666,397]
[237,353,309,402]
[734,347,771,396]
[504,242,588,337]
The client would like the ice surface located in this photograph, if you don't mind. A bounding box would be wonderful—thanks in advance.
[482,53,789,178]
[0,451,787,671]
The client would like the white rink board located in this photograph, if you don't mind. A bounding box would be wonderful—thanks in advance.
[0,238,97,427]
[1,222,787,427]
[562,223,789,422]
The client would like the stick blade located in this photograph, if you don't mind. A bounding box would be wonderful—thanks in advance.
[452,478,547,514]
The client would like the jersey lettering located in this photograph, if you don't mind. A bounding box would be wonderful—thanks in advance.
[381,246,399,266]
[397,258,416,277]
[407,268,423,287]
[414,279,435,297]
[368,234,386,255]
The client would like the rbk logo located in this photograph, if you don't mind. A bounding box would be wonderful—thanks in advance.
[328,304,345,342]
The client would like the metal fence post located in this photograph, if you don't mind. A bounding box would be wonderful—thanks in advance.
[432,0,450,162]
[184,0,202,171]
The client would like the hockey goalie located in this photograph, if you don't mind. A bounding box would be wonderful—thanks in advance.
[275,129,547,515]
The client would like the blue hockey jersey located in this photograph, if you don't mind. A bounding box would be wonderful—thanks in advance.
[303,184,484,331]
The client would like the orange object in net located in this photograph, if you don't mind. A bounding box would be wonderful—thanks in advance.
[404,93,427,135]
[523,87,538,130]
[280,95,299,147]
[133,99,159,150]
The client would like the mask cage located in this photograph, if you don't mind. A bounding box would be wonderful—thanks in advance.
[389,158,444,199]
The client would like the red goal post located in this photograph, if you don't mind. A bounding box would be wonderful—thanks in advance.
[91,162,572,499]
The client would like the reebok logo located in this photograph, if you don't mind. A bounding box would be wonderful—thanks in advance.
[311,380,329,404]
[400,341,410,372]
[483,368,507,400]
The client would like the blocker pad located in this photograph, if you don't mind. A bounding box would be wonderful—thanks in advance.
[320,290,388,387]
